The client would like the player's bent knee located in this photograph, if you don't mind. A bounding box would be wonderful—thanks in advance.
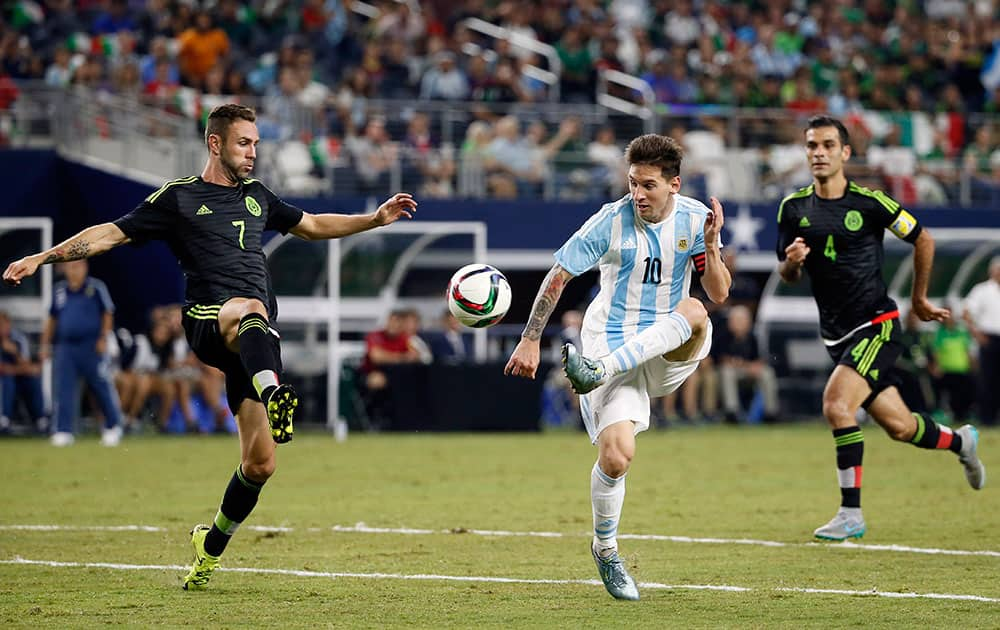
[242,458,276,482]
[599,450,632,478]
[239,299,269,321]
[821,398,855,426]
[676,297,708,331]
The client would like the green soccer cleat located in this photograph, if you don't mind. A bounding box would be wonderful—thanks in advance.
[956,424,986,490]
[562,343,608,394]
[591,545,640,601]
[813,509,866,541]
[183,524,220,591]
[266,384,298,444]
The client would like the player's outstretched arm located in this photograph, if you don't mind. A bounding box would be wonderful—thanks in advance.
[701,196,731,304]
[290,193,417,240]
[2,222,129,286]
[504,264,574,379]
[910,228,950,322]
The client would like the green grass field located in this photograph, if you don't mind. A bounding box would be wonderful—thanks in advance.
[1,424,997,628]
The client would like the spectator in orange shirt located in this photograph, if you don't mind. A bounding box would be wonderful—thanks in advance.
[177,11,230,87]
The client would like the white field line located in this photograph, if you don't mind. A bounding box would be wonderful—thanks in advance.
[2,522,1000,558]
[3,557,999,604]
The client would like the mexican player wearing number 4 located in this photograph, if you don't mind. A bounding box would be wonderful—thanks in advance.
[2,104,417,590]
[505,134,731,600]
[777,115,985,542]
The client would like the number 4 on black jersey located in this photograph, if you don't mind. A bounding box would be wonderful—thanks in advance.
[776,181,922,343]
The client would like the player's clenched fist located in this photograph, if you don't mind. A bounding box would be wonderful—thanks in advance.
[784,237,810,265]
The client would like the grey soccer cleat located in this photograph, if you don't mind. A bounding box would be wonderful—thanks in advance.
[562,343,608,394]
[591,545,640,601]
[956,424,986,490]
[813,509,866,541]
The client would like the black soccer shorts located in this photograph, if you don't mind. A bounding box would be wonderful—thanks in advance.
[182,304,276,415]
[826,314,903,399]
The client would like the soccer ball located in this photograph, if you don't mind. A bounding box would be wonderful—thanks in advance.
[447,264,512,328]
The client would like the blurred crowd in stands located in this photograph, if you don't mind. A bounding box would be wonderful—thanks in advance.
[1,0,999,203]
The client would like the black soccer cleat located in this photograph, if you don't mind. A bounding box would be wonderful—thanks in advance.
[266,384,298,444]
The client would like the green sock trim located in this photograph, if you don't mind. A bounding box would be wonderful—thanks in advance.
[911,413,926,445]
[238,319,269,335]
[213,510,240,536]
[235,465,264,491]
[834,431,864,447]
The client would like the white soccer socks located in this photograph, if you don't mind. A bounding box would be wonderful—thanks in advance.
[591,461,627,558]
[603,311,692,376]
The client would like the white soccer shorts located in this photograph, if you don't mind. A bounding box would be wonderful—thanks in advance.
[580,319,712,443]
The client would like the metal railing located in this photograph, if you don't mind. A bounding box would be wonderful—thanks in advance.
[11,83,204,185]
[6,82,999,207]
[596,69,657,134]
[459,17,562,102]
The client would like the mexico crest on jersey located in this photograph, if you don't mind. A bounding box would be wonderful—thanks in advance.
[844,210,863,231]
[245,196,262,216]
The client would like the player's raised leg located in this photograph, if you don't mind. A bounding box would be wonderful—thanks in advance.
[184,397,276,590]
[590,421,640,600]
[867,386,986,490]
[814,366,869,540]
[563,298,708,394]
[219,298,297,443]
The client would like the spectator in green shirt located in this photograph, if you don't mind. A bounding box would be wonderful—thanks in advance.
[930,317,976,424]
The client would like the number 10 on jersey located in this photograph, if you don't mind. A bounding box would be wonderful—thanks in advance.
[642,256,662,284]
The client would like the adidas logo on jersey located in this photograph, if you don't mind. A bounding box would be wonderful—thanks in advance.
[621,238,636,249]
[799,216,810,227]
[196,205,213,215]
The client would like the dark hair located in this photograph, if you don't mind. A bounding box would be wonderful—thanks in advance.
[623,134,684,179]
[205,103,256,147]
[805,115,850,146]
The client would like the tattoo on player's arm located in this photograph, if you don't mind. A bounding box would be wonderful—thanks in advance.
[522,267,566,340]
[42,240,91,264]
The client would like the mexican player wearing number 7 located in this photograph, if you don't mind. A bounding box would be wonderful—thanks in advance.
[777,115,985,542]
[2,104,417,590]
[505,134,730,600]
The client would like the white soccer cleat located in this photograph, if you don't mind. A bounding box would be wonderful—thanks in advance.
[101,425,123,447]
[956,424,986,490]
[50,431,75,447]
[813,508,866,540]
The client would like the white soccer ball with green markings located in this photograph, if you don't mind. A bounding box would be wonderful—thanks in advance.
[447,264,512,328]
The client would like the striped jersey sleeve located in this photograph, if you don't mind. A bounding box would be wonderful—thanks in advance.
[553,199,621,276]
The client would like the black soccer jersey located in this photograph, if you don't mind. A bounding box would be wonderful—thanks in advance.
[776,181,922,342]
[114,176,304,316]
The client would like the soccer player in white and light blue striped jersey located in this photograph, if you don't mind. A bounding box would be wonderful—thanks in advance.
[505,134,731,600]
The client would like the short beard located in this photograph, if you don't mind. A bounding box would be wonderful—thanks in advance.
[219,154,244,184]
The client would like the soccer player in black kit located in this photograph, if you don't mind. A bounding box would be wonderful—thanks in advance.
[3,104,418,588]
[776,115,985,541]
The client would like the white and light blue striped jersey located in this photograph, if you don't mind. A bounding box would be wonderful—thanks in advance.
[554,193,720,355]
